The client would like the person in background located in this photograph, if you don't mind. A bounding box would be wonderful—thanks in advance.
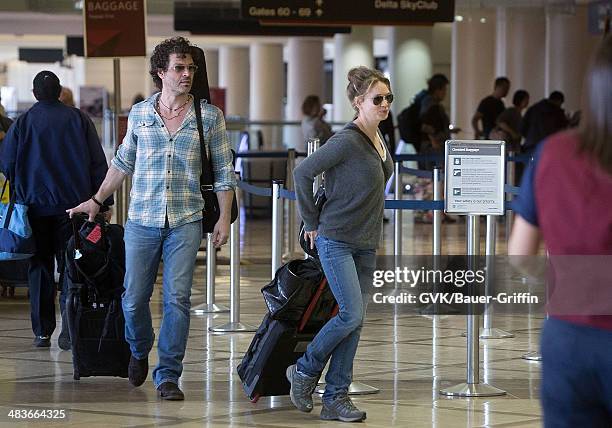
[59,86,75,107]
[301,95,333,148]
[491,89,530,152]
[289,66,393,423]
[0,71,111,349]
[521,91,569,154]
[377,108,396,155]
[509,35,612,428]
[132,93,145,105]
[472,77,510,139]
[0,104,14,298]
[0,93,6,116]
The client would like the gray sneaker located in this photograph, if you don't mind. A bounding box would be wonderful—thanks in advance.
[286,364,318,413]
[320,396,366,422]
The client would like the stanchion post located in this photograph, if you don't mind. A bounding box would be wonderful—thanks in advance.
[433,168,441,256]
[209,173,257,333]
[505,157,515,236]
[286,149,297,257]
[481,215,513,338]
[113,58,124,225]
[439,215,506,397]
[394,161,402,256]
[420,167,458,316]
[307,138,321,192]
[271,180,284,278]
[192,233,229,314]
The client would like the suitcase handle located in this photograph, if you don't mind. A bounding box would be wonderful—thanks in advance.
[298,277,328,333]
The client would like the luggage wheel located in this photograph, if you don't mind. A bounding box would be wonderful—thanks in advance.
[250,394,260,404]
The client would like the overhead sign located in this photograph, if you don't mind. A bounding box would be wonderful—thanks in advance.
[241,0,454,25]
[176,1,350,36]
[444,140,505,216]
[84,0,147,57]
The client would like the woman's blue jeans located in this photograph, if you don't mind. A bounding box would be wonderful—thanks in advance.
[121,220,202,389]
[297,234,376,403]
[541,317,612,427]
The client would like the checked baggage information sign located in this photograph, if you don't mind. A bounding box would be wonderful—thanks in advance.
[444,140,505,216]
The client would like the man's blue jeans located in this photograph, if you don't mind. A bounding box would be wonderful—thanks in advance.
[297,234,376,403]
[122,220,202,389]
[541,317,612,428]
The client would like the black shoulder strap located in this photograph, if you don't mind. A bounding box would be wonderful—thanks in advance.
[194,99,214,189]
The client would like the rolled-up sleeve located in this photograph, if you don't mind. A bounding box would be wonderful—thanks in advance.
[208,106,236,192]
[111,113,137,175]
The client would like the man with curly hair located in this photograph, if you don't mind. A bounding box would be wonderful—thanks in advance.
[68,37,236,400]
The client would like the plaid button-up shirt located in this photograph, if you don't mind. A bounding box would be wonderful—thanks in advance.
[112,94,236,228]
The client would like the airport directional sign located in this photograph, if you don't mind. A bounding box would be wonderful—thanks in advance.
[241,0,454,25]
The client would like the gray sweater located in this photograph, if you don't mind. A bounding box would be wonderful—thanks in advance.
[294,123,393,249]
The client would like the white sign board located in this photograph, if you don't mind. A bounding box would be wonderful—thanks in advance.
[445,140,505,215]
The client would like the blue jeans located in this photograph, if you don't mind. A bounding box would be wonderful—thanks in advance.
[297,235,376,403]
[541,317,612,428]
[122,219,202,389]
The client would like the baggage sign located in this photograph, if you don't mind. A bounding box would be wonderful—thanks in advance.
[444,140,505,216]
[84,0,147,57]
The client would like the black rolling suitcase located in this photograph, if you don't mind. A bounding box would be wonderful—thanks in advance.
[65,216,131,380]
[237,260,338,402]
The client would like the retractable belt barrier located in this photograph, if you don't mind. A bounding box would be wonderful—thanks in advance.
[235,151,307,159]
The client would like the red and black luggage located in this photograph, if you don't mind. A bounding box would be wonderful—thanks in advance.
[237,259,337,402]
[65,215,131,380]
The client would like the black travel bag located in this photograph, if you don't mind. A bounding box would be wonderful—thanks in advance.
[0,259,29,297]
[237,265,338,402]
[261,258,336,323]
[65,215,131,380]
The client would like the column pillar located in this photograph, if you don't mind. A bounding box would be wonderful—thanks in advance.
[250,43,284,149]
[451,10,497,137]
[388,26,433,116]
[219,46,249,118]
[332,26,374,123]
[497,7,547,103]
[203,49,219,88]
[545,4,597,113]
[286,38,324,152]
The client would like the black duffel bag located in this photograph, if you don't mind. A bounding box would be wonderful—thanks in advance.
[262,258,335,323]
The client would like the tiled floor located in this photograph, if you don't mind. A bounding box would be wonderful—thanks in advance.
[0,211,545,427]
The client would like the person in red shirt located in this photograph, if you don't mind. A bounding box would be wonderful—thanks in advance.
[509,35,612,428]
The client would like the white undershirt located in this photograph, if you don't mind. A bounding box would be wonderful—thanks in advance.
[375,132,387,161]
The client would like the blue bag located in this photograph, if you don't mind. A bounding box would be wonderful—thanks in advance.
[0,180,35,260]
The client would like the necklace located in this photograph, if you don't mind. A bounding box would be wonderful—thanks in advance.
[157,95,191,120]
[159,95,191,111]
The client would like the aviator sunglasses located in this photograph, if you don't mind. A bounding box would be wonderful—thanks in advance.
[370,93,394,105]
[171,64,198,73]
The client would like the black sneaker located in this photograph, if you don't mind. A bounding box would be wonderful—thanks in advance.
[320,396,367,422]
[33,336,51,347]
[128,355,148,387]
[157,382,184,401]
[286,364,318,413]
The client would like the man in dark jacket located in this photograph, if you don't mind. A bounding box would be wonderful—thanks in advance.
[521,91,569,153]
[0,71,111,348]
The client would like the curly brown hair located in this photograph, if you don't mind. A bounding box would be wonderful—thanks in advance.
[149,37,193,90]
